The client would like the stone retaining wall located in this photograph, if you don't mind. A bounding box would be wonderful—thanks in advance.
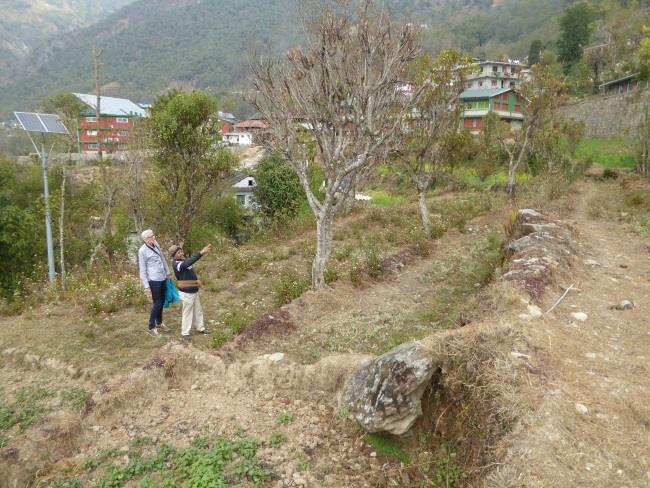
[559,89,649,138]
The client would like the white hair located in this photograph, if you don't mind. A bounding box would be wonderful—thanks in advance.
[141,229,154,240]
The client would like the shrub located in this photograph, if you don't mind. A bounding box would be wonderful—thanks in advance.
[273,270,310,307]
[212,196,253,244]
[254,154,305,222]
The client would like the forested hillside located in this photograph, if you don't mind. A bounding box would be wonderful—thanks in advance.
[0,0,645,118]
[0,0,135,80]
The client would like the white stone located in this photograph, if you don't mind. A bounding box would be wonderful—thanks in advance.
[584,259,600,266]
[571,312,588,322]
[266,352,285,362]
[585,352,597,359]
[575,403,589,415]
[527,305,543,318]
[518,314,532,321]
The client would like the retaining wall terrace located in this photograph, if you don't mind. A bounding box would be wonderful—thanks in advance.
[559,89,649,138]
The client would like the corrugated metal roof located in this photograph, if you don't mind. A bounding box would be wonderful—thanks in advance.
[73,93,147,117]
[460,87,512,99]
[599,72,638,88]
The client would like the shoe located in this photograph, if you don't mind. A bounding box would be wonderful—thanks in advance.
[148,328,160,337]
[158,323,171,332]
[181,334,192,341]
[197,328,209,335]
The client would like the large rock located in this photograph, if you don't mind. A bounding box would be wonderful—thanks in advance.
[340,342,435,435]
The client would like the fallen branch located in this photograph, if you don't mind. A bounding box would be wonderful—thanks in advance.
[546,283,575,314]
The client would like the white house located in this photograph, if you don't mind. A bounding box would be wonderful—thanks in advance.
[231,172,257,208]
[222,131,253,145]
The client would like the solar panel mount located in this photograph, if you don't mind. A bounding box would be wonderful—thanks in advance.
[14,112,68,135]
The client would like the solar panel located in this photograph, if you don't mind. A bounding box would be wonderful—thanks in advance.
[14,112,68,134]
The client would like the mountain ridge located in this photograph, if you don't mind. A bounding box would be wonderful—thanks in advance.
[0,0,575,118]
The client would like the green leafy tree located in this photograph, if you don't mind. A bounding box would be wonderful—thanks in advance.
[148,90,236,243]
[528,39,543,66]
[557,2,597,73]
[0,159,44,299]
[253,154,305,223]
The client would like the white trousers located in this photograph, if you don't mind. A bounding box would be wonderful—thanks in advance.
[179,291,205,336]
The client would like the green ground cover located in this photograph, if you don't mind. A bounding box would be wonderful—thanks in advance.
[576,138,635,168]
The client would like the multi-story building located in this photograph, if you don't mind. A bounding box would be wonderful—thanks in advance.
[467,60,527,90]
[73,93,147,153]
[459,87,525,133]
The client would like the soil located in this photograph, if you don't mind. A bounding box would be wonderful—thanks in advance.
[0,180,649,487]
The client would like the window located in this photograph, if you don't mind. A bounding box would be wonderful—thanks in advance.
[118,143,128,150]
[236,194,246,205]
[88,143,98,150]
[510,81,516,88]
[118,130,128,136]
[471,119,478,128]
[492,65,498,73]
[86,130,97,136]
[86,116,96,123]
[491,80,497,87]
[116,117,129,123]
[248,179,254,186]
[478,80,483,87]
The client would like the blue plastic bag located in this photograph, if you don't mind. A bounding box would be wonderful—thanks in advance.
[163,278,181,308]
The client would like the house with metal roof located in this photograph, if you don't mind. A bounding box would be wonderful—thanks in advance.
[72,93,147,154]
[460,87,524,133]
[599,73,648,95]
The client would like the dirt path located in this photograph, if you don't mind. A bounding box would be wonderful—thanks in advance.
[492,182,650,487]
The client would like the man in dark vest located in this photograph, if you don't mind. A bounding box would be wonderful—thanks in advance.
[168,243,212,340]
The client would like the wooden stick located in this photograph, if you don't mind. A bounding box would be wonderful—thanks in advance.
[546,284,575,313]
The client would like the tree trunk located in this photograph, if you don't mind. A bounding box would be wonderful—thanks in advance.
[418,188,432,240]
[59,165,66,289]
[507,161,516,200]
[312,211,334,290]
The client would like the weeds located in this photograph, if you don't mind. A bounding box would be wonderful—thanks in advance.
[0,386,54,434]
[269,432,287,448]
[272,270,310,307]
[54,435,269,488]
[60,388,88,412]
[276,412,295,425]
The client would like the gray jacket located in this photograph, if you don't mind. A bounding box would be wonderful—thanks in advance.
[138,243,169,288]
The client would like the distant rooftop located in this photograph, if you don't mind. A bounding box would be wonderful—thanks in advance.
[599,73,638,88]
[73,93,147,117]
[460,87,512,99]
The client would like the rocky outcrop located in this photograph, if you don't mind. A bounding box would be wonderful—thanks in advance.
[502,209,575,299]
[340,342,436,435]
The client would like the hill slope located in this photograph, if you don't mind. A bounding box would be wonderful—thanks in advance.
[0,0,135,80]
[0,0,575,118]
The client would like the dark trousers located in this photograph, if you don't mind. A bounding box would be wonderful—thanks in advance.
[148,280,167,328]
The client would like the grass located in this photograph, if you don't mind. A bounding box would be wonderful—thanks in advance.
[368,190,407,207]
[364,433,411,464]
[576,137,636,168]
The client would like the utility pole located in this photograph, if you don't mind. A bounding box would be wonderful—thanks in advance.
[92,45,103,161]
[40,136,56,283]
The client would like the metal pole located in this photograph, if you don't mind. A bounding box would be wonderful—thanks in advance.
[41,138,56,283]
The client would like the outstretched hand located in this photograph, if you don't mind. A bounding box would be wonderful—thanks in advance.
[200,244,213,255]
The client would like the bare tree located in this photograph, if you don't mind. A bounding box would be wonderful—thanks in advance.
[59,166,66,289]
[121,122,148,233]
[397,50,472,239]
[249,0,420,289]
[89,45,118,266]
[494,65,567,198]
